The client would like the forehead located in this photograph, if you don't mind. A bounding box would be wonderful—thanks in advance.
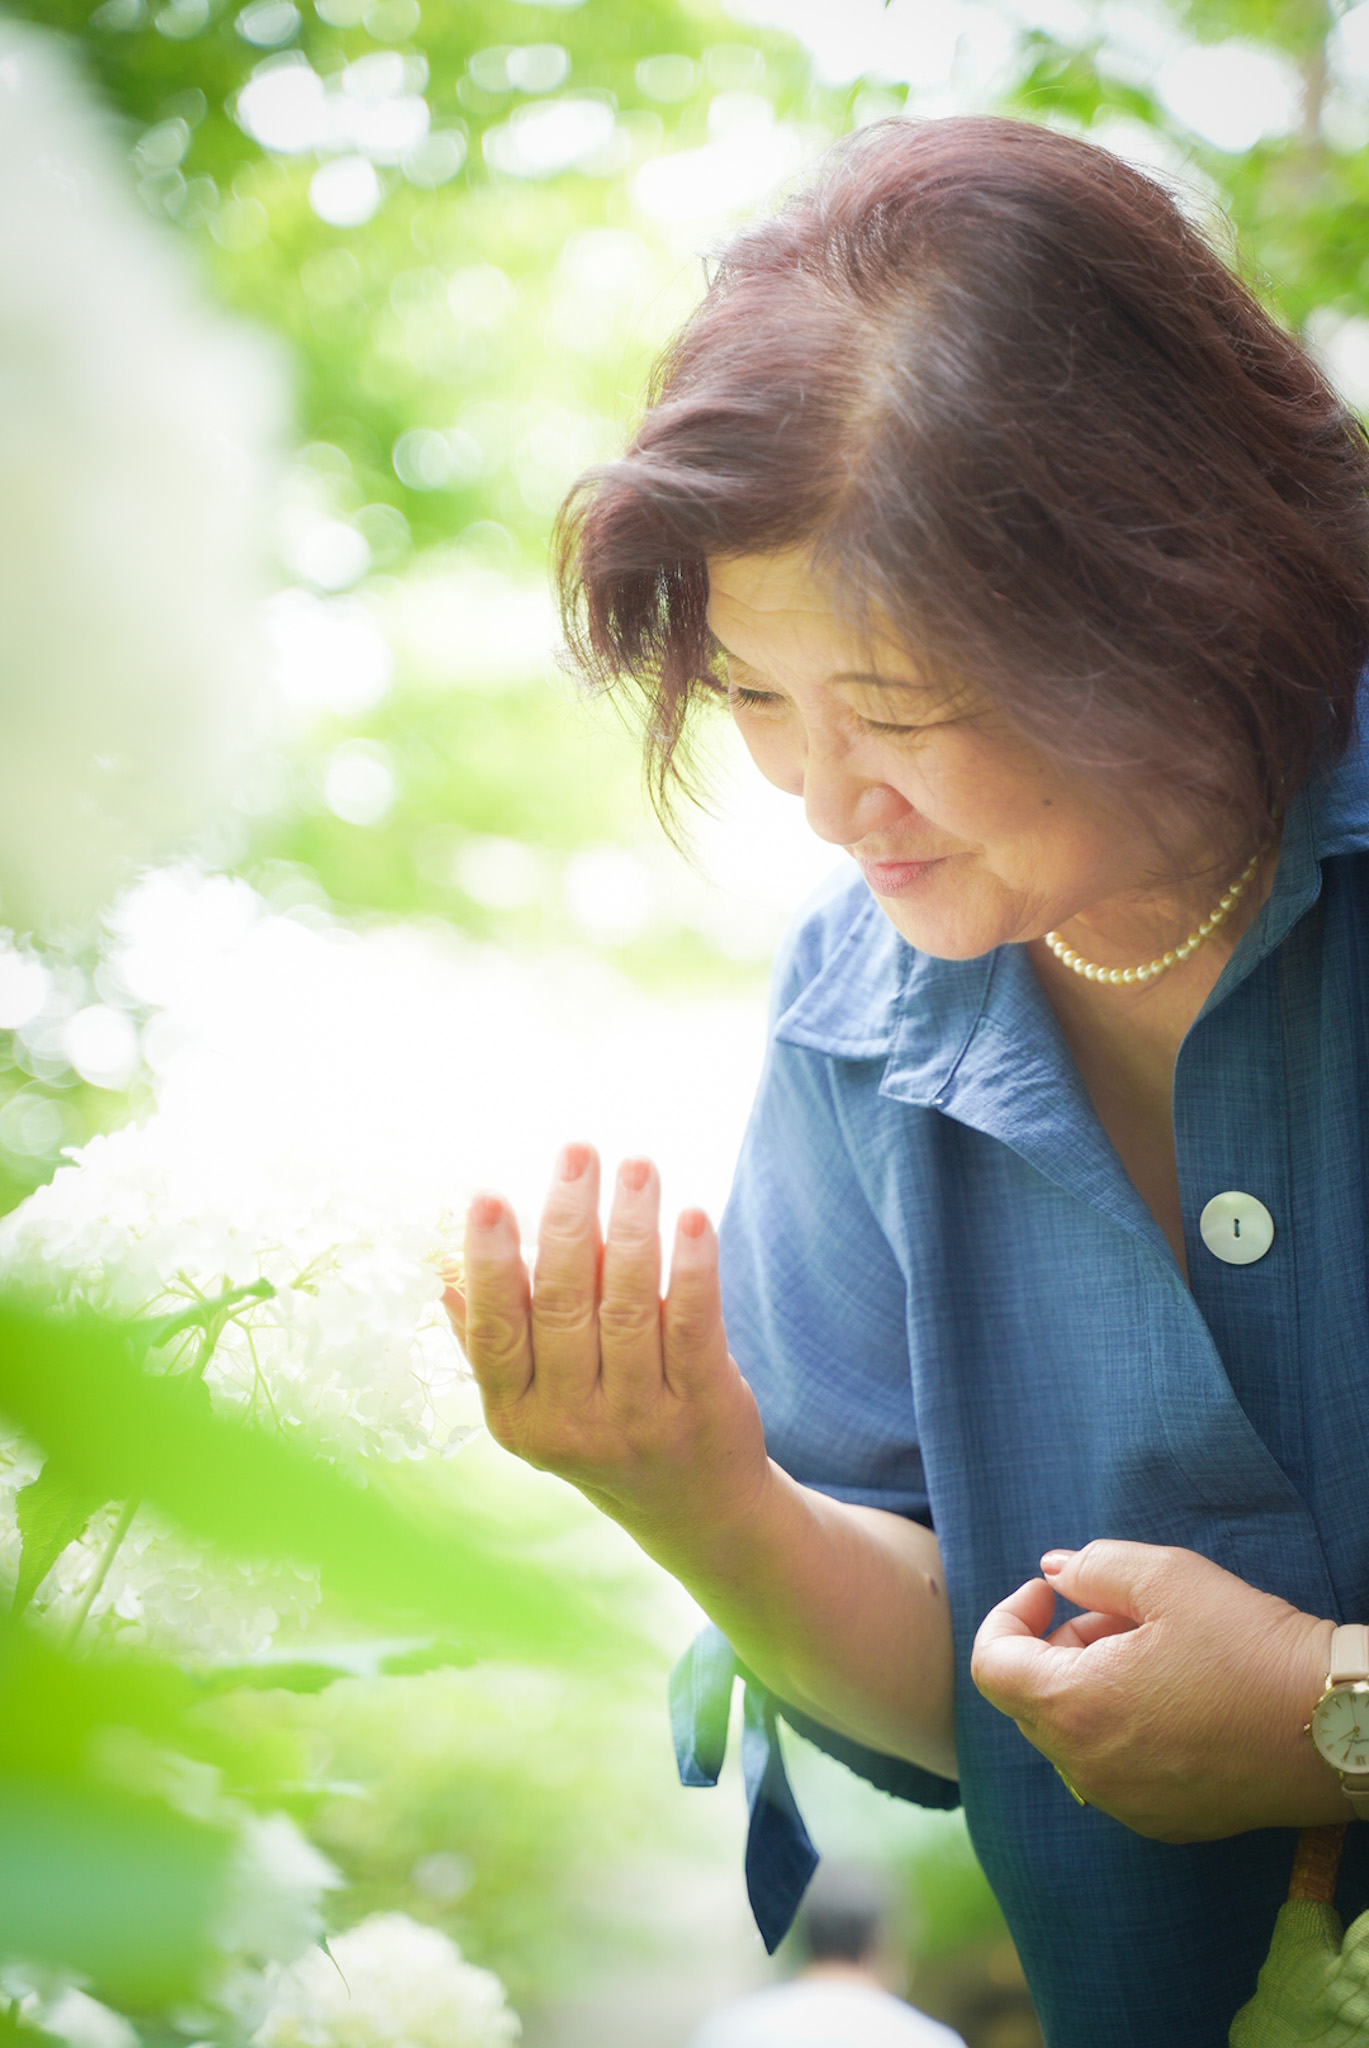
[707,550,872,661]
[706,550,923,688]
[707,549,830,621]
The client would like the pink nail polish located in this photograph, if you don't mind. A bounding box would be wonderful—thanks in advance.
[679,1208,708,1240]
[1041,1550,1075,1575]
[559,1144,589,1182]
[471,1194,502,1230]
[619,1159,649,1193]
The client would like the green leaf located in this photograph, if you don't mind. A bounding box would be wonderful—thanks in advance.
[0,1772,230,2006]
[13,1459,108,1616]
[0,1292,634,1668]
[193,1638,481,1696]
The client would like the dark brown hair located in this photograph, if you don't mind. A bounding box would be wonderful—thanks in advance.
[556,116,1369,856]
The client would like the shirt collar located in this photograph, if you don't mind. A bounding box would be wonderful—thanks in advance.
[776,723,1369,1099]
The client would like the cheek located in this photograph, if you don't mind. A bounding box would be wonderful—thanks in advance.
[735,718,803,797]
[909,733,1062,841]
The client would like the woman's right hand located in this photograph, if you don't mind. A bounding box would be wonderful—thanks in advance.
[443,1143,773,1567]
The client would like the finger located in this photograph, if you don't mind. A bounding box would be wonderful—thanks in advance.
[529,1143,603,1402]
[1041,1540,1171,1624]
[1046,1608,1139,1653]
[463,1192,533,1405]
[662,1207,731,1398]
[598,1158,664,1396]
[971,1578,1081,1718]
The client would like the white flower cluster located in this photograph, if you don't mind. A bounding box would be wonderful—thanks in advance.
[0,1113,462,1456]
[0,1435,321,1660]
[0,1039,472,1654]
[253,1914,520,2048]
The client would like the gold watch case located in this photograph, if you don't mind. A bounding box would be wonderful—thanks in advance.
[1309,1677,1369,1774]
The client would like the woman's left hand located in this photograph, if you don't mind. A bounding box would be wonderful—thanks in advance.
[971,1541,1347,1839]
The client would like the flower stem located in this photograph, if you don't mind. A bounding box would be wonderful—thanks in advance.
[55,1279,258,1651]
[60,1495,139,1652]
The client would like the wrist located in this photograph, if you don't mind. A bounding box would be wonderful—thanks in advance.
[613,1451,788,1597]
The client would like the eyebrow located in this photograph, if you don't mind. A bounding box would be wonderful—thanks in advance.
[710,635,932,692]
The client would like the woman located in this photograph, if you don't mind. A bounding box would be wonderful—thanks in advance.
[445,118,1369,2046]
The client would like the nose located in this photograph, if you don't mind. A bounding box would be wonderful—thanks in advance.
[800,739,906,848]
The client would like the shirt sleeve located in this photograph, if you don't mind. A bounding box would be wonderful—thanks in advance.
[719,912,930,1520]
[712,903,960,1831]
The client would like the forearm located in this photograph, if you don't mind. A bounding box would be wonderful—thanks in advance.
[619,1457,957,1780]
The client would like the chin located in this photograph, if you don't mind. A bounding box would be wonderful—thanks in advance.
[879,901,1011,961]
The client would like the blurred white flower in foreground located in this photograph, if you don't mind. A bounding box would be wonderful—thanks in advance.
[254,1913,520,2048]
[216,1812,344,1965]
[0,879,473,1651]
[0,1105,466,1651]
[0,24,284,932]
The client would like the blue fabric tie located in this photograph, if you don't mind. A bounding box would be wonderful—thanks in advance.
[668,1624,818,1953]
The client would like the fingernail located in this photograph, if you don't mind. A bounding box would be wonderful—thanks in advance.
[1041,1550,1076,1575]
[559,1144,589,1182]
[679,1208,708,1240]
[619,1158,649,1193]
[471,1194,503,1230]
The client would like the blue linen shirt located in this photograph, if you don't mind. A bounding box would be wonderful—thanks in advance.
[693,737,1369,2048]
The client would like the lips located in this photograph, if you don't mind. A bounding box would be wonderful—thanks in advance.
[855,855,949,895]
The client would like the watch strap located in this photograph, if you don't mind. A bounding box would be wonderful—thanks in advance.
[1329,1624,1369,1685]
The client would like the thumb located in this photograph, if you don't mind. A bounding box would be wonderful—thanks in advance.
[1040,1539,1169,1623]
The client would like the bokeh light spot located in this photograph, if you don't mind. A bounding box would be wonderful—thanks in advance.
[65,1004,141,1091]
[482,96,616,179]
[403,129,466,187]
[635,54,699,103]
[324,742,396,827]
[236,1,301,46]
[310,155,383,226]
[454,837,548,912]
[506,44,570,94]
[364,0,421,44]
[0,947,50,1031]
[1156,40,1299,153]
[154,0,210,39]
[235,56,327,153]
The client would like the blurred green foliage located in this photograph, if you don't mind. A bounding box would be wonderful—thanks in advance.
[0,1290,632,2018]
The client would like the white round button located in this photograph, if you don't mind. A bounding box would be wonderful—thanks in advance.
[1199,1191,1274,1266]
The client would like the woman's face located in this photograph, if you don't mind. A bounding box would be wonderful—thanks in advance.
[707,551,1189,962]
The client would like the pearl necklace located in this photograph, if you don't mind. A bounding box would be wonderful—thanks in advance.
[1043,846,1264,987]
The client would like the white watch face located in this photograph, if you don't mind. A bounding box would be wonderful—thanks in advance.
[1312,1684,1369,1771]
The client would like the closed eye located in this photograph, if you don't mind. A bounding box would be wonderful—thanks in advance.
[855,717,929,737]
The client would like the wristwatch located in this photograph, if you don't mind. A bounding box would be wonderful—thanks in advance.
[1308,1624,1369,1818]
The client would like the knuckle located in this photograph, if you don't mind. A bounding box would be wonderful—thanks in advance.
[531,1280,593,1334]
[605,1222,657,1264]
[465,1309,524,1366]
[539,1215,591,1258]
[598,1296,660,1345]
[664,1299,717,1349]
